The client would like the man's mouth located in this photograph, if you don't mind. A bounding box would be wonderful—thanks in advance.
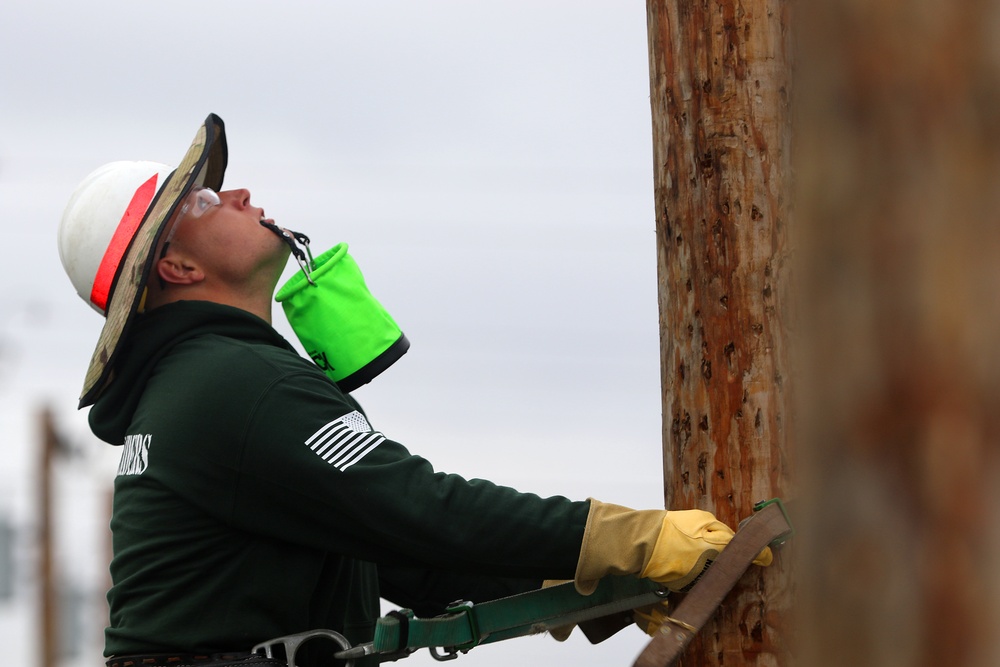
[259,217,283,235]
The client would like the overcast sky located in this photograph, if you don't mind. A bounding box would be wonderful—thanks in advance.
[0,2,666,665]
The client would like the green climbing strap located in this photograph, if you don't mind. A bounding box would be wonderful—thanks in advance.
[369,575,666,658]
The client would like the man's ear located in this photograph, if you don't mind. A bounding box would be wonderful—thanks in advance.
[156,254,205,286]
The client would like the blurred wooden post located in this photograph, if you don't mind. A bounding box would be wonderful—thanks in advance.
[39,407,59,667]
[794,0,1000,665]
[646,0,793,664]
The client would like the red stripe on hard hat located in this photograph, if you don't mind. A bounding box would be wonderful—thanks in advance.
[90,173,159,312]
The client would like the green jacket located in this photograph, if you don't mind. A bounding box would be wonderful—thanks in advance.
[89,301,589,663]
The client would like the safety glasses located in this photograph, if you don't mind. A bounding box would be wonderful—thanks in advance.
[159,187,222,258]
[179,187,221,220]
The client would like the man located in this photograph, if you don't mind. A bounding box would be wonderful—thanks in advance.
[58,115,769,667]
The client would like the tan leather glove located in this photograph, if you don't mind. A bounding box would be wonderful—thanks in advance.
[632,600,672,636]
[540,580,576,641]
[575,499,772,595]
[541,581,667,642]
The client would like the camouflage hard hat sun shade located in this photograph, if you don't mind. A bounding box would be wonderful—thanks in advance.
[77,114,229,408]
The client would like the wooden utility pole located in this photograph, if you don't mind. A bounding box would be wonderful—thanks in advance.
[39,407,60,667]
[794,1,1000,665]
[646,0,792,664]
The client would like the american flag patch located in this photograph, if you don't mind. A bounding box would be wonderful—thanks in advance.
[305,411,386,471]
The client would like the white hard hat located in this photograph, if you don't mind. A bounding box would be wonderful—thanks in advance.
[58,160,174,314]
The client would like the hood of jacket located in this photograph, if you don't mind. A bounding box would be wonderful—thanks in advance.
[88,300,297,445]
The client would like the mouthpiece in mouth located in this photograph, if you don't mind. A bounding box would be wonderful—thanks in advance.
[260,219,316,285]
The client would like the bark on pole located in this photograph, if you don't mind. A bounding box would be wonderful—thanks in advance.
[646,0,792,664]
[794,0,1000,665]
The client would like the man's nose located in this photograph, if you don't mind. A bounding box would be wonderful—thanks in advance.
[222,188,252,209]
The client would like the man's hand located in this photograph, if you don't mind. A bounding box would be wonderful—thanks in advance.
[641,509,772,590]
[575,501,771,595]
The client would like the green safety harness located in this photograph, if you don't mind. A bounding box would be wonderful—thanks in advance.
[251,499,793,667]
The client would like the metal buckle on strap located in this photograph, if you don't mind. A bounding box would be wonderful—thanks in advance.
[252,629,353,667]
[427,600,481,661]
[661,615,697,634]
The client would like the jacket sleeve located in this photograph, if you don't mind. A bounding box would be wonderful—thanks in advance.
[228,368,590,582]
